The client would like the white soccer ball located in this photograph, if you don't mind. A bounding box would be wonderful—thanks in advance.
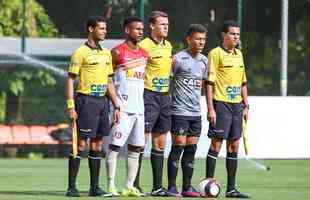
[199,178,221,198]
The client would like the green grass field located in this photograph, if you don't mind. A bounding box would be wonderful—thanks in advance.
[0,158,309,200]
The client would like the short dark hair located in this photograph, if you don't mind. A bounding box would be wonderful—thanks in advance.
[123,16,143,29]
[222,20,239,33]
[148,10,168,24]
[86,16,106,32]
[186,24,207,37]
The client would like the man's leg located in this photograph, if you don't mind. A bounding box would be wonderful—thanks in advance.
[151,133,167,192]
[225,102,249,198]
[167,134,185,197]
[134,133,149,191]
[88,138,106,196]
[66,138,87,197]
[205,138,223,178]
[226,139,239,192]
[181,136,198,191]
[181,136,200,197]
[106,144,120,193]
[125,145,142,189]
[225,139,249,198]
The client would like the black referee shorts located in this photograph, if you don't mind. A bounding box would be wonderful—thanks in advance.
[144,89,171,134]
[75,94,110,139]
[208,100,244,140]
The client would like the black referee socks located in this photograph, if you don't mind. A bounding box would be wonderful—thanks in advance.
[151,148,164,190]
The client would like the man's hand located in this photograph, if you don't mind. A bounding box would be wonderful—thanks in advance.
[243,107,249,122]
[67,108,77,121]
[112,109,120,126]
[207,108,217,126]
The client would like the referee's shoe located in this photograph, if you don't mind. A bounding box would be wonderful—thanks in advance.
[225,189,250,198]
[89,186,107,196]
[65,188,80,197]
[151,187,168,196]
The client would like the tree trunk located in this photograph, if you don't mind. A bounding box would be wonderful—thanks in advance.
[5,92,23,124]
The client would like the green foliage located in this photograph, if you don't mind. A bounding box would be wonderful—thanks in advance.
[242,13,310,96]
[287,14,310,95]
[242,32,280,95]
[0,0,59,123]
[0,0,58,37]
[0,92,6,123]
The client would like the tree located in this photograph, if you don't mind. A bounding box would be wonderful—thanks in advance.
[0,0,58,123]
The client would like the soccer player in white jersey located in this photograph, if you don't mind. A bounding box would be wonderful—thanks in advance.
[105,17,149,197]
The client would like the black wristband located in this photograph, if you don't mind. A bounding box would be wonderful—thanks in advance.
[114,106,120,111]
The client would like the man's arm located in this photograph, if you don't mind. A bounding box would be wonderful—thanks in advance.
[107,77,120,124]
[241,83,249,121]
[206,82,216,126]
[65,73,77,120]
[111,48,120,70]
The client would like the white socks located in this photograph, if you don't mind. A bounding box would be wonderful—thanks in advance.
[106,150,119,188]
[125,151,140,188]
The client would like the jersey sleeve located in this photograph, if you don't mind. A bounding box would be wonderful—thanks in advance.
[241,53,247,83]
[207,50,219,83]
[202,57,208,80]
[68,50,83,75]
[171,55,179,76]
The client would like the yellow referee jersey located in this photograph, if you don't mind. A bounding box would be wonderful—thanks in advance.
[207,46,247,103]
[68,44,113,97]
[139,37,172,93]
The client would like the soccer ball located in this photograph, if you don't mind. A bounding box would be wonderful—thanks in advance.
[199,178,220,198]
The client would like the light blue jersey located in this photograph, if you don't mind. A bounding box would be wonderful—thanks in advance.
[171,49,208,116]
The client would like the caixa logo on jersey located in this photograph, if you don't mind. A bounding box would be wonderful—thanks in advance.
[182,78,201,88]
[90,84,107,96]
[226,86,241,101]
[152,77,169,92]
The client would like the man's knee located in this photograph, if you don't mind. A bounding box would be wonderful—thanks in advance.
[90,138,103,151]
[152,133,167,151]
[77,139,87,152]
[210,138,223,153]
[128,144,143,153]
[227,139,240,153]
[109,144,121,152]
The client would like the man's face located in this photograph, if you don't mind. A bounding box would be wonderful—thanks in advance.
[126,21,144,42]
[187,32,206,54]
[90,21,107,41]
[223,26,240,47]
[151,16,169,38]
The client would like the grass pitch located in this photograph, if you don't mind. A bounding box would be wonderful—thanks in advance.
[0,158,309,200]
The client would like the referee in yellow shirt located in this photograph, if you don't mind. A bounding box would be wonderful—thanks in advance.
[65,16,120,197]
[205,20,250,198]
[134,11,173,196]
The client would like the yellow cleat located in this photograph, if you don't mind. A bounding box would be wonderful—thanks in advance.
[104,186,120,197]
[121,187,144,197]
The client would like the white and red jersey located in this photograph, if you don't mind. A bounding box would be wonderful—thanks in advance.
[112,43,148,114]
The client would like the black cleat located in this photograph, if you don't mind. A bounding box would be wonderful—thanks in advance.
[65,187,80,197]
[151,187,168,197]
[225,189,250,198]
[89,186,107,196]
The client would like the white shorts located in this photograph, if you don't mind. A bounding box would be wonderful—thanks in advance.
[110,112,145,147]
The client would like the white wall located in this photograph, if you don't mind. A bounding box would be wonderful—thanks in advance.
[144,96,310,159]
